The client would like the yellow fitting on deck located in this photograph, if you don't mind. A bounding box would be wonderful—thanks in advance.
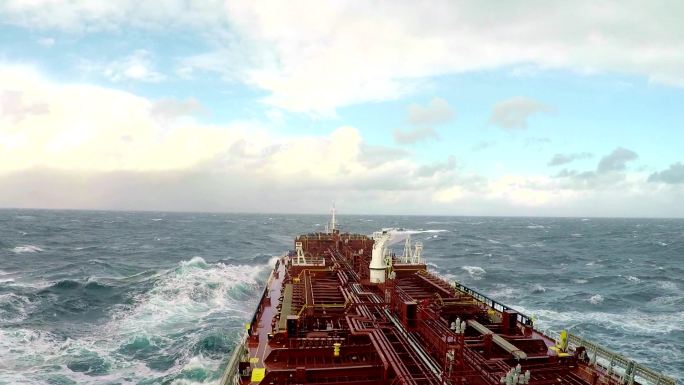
[251,367,265,382]
[333,342,341,357]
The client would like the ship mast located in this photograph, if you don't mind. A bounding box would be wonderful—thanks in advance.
[326,203,336,234]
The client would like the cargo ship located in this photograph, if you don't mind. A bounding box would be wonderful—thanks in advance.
[219,211,676,385]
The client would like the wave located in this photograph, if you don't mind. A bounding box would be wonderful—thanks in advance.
[588,294,604,305]
[0,293,31,323]
[518,305,684,335]
[11,245,44,253]
[462,266,486,280]
[526,225,545,229]
[0,257,268,384]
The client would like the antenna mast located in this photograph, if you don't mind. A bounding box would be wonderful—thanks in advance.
[330,203,336,232]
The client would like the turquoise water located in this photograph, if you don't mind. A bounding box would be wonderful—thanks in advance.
[1,210,682,383]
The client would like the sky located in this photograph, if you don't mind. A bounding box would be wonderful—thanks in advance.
[1,1,683,217]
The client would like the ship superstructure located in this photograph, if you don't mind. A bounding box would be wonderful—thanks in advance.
[220,215,676,385]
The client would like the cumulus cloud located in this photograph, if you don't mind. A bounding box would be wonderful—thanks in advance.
[1,64,681,216]
[0,90,49,123]
[394,98,453,144]
[489,97,553,130]
[552,147,639,190]
[548,152,593,166]
[415,156,456,178]
[3,2,684,113]
[150,98,204,124]
[102,50,165,83]
[597,147,639,173]
[393,127,439,145]
[407,98,454,126]
[648,162,684,184]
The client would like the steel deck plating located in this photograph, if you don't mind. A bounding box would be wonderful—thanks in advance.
[220,226,676,385]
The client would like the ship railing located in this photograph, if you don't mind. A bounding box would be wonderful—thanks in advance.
[453,281,533,326]
[219,330,248,385]
[564,332,677,385]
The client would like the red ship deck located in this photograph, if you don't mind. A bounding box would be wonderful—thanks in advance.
[220,230,676,385]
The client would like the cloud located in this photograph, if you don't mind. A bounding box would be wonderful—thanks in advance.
[0,0,228,31]
[37,37,55,46]
[393,127,439,145]
[648,162,684,184]
[597,147,638,173]
[407,97,454,126]
[358,144,410,168]
[471,141,496,151]
[548,152,593,166]
[1,64,682,217]
[415,156,456,178]
[0,90,50,123]
[103,50,165,83]
[3,2,684,113]
[551,147,639,190]
[150,98,204,123]
[394,98,452,144]
[489,97,553,129]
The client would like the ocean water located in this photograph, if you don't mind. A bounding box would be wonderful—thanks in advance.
[0,210,682,384]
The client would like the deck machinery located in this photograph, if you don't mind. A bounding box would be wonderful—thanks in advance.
[220,223,677,385]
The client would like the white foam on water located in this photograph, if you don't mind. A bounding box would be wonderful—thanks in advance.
[11,245,44,253]
[526,225,545,229]
[573,278,588,284]
[403,229,449,235]
[657,281,679,291]
[588,294,604,305]
[531,284,547,293]
[624,275,641,283]
[462,266,486,280]
[489,285,518,299]
[0,293,31,322]
[487,239,501,244]
[0,257,270,384]
[517,305,684,335]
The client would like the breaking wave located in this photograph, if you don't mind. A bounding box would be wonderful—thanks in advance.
[461,266,486,280]
[11,244,44,253]
[0,257,268,384]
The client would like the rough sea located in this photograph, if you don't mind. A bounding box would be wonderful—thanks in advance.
[0,209,682,384]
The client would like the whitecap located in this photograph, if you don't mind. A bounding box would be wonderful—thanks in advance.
[571,233,582,237]
[531,284,547,293]
[490,286,517,299]
[462,266,486,280]
[588,294,604,305]
[657,281,679,291]
[573,278,588,284]
[526,225,545,229]
[11,245,44,253]
[487,239,501,244]
[625,276,641,283]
